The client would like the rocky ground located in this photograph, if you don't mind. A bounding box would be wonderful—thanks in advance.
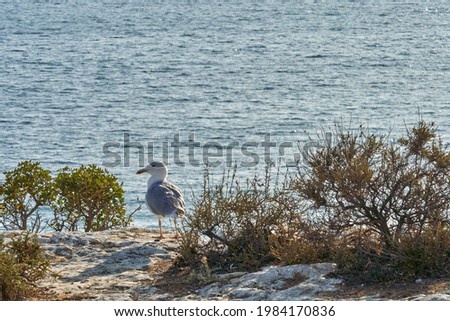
[3,228,450,301]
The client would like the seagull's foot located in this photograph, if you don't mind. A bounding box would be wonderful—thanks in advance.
[155,235,165,241]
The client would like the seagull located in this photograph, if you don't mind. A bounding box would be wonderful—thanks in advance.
[136,161,185,239]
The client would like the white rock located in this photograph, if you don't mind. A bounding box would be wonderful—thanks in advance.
[4,228,445,301]
[197,263,342,301]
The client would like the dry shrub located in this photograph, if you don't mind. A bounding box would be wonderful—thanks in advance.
[393,222,450,278]
[333,229,393,283]
[179,166,306,271]
[333,222,450,283]
[295,120,450,283]
[0,233,51,300]
[269,216,337,266]
[180,120,449,284]
[295,121,449,248]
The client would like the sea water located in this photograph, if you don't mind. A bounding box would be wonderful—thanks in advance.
[1,0,449,229]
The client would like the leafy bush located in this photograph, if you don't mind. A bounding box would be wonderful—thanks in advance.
[179,167,306,271]
[50,165,130,232]
[294,120,450,282]
[0,161,55,232]
[0,233,51,300]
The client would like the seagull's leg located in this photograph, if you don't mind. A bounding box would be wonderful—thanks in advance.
[159,217,164,239]
[174,217,179,239]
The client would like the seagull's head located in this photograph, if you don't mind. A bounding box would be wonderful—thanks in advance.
[136,161,168,179]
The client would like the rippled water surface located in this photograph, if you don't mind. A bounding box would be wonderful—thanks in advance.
[1,1,449,228]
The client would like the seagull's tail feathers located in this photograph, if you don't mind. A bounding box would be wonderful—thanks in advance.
[176,207,186,219]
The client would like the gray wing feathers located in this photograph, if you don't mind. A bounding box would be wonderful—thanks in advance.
[145,181,185,218]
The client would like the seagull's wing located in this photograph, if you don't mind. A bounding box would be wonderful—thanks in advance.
[163,181,185,213]
[146,181,185,217]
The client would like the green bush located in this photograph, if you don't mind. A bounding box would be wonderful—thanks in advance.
[0,161,55,232]
[1,162,131,233]
[50,165,130,232]
[0,233,51,300]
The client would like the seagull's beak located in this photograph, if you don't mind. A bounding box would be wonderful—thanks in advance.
[136,168,147,174]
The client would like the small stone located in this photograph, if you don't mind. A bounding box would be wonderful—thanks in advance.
[415,278,423,284]
[53,245,73,258]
